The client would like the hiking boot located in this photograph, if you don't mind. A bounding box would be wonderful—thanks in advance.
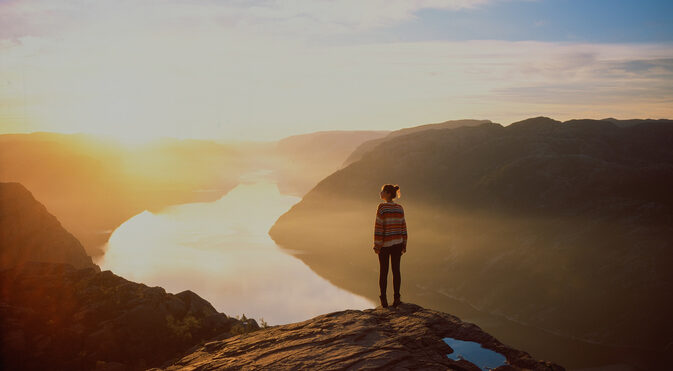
[379,294,388,308]
[392,293,401,307]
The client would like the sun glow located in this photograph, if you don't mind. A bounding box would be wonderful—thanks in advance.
[3,1,673,142]
[88,132,162,148]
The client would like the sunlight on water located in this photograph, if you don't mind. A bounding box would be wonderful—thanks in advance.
[96,177,374,324]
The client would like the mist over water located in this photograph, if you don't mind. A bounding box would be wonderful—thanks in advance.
[95,170,374,324]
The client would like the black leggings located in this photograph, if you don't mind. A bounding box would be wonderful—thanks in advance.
[378,243,402,297]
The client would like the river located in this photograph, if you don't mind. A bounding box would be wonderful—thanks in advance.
[95,170,374,325]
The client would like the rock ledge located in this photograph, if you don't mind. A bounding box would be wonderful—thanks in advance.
[152,302,564,370]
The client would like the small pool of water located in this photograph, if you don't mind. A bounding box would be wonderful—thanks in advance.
[443,337,508,370]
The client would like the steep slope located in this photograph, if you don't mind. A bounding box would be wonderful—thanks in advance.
[0,262,259,371]
[268,117,673,364]
[342,119,493,166]
[150,302,564,371]
[0,182,98,271]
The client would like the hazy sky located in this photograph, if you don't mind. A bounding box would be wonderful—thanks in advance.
[1,0,672,142]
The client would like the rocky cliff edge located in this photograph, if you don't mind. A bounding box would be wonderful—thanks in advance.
[151,302,564,371]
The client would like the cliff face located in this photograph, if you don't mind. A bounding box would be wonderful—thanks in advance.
[0,262,259,371]
[0,182,98,271]
[150,302,564,371]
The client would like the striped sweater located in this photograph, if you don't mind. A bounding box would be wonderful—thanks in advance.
[374,201,408,248]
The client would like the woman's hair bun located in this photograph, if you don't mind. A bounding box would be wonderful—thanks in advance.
[381,184,401,199]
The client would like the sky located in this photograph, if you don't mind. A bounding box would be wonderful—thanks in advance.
[1,0,672,142]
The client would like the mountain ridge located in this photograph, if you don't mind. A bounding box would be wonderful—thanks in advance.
[342,119,494,167]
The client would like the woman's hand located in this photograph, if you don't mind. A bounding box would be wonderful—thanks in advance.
[401,245,406,254]
[373,245,381,254]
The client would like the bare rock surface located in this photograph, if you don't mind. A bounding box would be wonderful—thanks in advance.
[152,302,564,371]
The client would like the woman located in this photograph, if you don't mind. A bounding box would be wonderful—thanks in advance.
[373,184,407,308]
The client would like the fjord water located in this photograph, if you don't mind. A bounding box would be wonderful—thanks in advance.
[95,170,373,325]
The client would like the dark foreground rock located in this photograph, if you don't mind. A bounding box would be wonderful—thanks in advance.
[0,262,259,371]
[150,302,564,371]
[0,182,99,271]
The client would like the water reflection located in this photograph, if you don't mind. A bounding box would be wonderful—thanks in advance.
[443,337,508,370]
[96,179,374,325]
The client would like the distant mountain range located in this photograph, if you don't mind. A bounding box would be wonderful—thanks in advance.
[269,116,673,365]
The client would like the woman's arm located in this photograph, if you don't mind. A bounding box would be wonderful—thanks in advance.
[401,206,407,253]
[374,203,384,253]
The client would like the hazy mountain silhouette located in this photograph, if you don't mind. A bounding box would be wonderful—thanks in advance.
[0,182,98,271]
[342,119,493,166]
[600,117,673,127]
[271,130,390,197]
[269,117,673,368]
